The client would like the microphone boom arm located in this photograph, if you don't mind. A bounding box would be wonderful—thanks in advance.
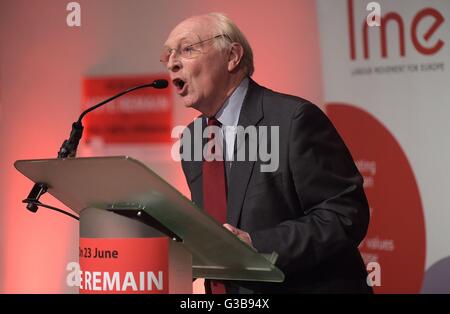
[25,79,168,216]
[57,79,168,158]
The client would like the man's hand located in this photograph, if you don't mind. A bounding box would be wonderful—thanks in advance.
[223,223,255,250]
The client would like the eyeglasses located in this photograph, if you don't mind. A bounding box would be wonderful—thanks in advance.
[160,34,227,63]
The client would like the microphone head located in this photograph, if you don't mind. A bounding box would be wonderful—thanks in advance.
[152,79,169,89]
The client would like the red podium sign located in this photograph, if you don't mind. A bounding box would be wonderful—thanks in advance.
[79,237,169,294]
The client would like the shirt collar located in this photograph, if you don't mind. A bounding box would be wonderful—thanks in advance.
[213,77,249,127]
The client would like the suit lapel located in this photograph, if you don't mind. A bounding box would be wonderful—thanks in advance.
[186,116,206,208]
[227,79,264,226]
[189,116,207,175]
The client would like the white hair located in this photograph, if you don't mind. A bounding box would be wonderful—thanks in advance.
[207,12,255,76]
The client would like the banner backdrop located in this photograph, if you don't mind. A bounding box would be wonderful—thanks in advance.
[83,75,173,144]
[317,0,450,293]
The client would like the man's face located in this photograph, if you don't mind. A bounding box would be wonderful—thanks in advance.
[163,17,230,115]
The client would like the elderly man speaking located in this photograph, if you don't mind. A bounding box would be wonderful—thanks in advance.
[161,13,372,294]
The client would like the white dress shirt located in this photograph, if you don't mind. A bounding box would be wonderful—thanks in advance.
[209,77,249,162]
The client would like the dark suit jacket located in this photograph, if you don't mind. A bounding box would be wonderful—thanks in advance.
[181,79,371,293]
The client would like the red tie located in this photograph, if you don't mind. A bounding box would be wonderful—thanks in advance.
[203,117,227,224]
[202,117,227,294]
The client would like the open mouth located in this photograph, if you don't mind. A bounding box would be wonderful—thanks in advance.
[172,78,186,92]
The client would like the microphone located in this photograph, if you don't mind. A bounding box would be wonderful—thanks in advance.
[24,79,168,214]
[57,79,168,158]
[152,79,169,89]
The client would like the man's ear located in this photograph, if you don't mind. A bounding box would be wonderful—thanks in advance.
[227,43,244,72]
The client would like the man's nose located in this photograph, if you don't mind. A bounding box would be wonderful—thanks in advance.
[167,53,181,72]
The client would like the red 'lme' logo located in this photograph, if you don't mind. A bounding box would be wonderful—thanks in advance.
[347,0,445,60]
